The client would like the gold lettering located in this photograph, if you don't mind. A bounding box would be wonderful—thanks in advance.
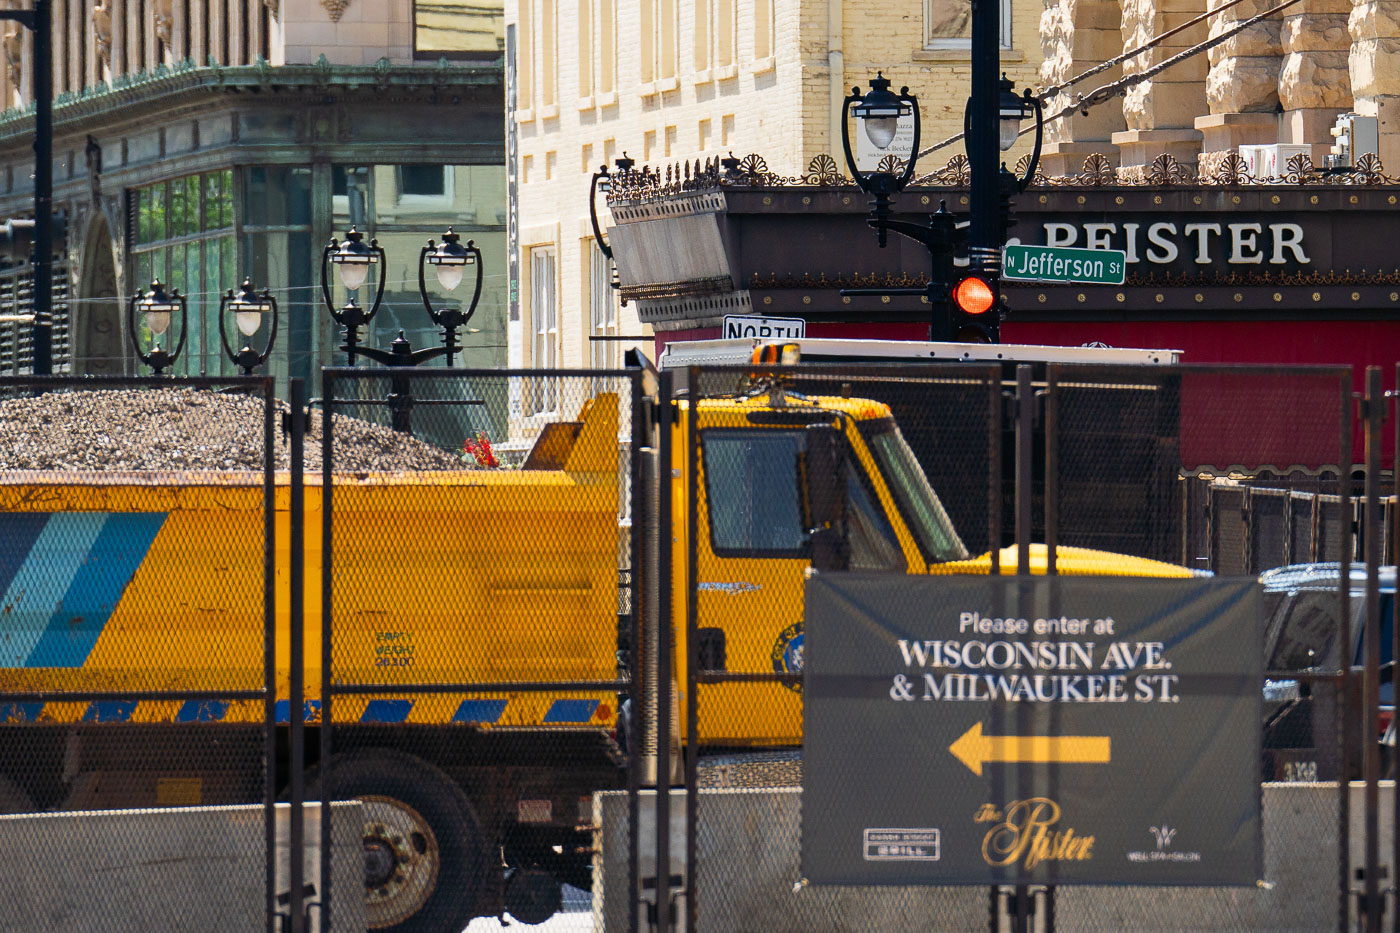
[979,797,1096,870]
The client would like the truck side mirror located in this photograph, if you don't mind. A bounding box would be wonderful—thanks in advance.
[801,424,850,571]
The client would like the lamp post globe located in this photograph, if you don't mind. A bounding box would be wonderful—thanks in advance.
[425,227,474,292]
[328,225,378,291]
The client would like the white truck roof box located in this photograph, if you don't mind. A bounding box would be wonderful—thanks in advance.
[658,337,1182,369]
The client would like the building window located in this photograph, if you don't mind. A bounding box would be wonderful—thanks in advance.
[642,0,677,84]
[399,164,446,197]
[588,240,618,370]
[529,245,558,414]
[925,0,1010,48]
[533,0,556,109]
[753,0,773,61]
[597,0,615,94]
[129,169,238,378]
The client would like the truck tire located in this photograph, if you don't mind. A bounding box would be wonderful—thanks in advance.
[306,749,484,933]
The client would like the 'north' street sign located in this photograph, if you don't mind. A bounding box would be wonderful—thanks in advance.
[722,314,806,340]
[1002,244,1127,285]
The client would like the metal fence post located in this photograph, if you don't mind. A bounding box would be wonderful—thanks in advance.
[320,371,335,933]
[1362,367,1384,932]
[288,377,306,933]
[264,377,278,933]
[1339,367,1354,933]
[686,365,699,933]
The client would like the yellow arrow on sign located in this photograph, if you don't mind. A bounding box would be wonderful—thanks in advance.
[949,721,1111,776]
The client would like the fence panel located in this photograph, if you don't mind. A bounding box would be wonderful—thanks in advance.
[1048,363,1353,933]
[320,368,639,933]
[682,363,1002,930]
[0,375,277,931]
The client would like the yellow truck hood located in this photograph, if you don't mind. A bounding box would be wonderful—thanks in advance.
[934,543,1199,578]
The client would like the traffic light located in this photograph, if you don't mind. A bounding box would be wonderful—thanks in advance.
[951,273,1000,343]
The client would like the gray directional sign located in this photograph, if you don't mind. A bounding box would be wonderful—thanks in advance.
[1002,244,1127,285]
[801,574,1261,886]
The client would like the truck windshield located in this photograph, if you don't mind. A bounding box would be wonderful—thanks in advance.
[857,419,969,564]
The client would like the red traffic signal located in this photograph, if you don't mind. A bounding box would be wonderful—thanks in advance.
[951,274,1000,343]
[952,275,995,314]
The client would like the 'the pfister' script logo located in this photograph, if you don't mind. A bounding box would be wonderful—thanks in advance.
[974,798,1095,870]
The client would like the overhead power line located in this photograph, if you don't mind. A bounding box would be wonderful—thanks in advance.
[916,0,1305,160]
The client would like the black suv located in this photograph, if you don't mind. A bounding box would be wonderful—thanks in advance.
[1261,563,1396,782]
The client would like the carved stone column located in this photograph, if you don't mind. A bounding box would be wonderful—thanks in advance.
[1113,0,1210,178]
[1348,0,1398,168]
[1038,0,1126,176]
[1195,0,1281,175]
[1265,0,1351,163]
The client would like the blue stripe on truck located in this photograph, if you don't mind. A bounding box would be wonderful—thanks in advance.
[542,699,599,723]
[451,699,507,724]
[26,513,167,669]
[0,513,103,666]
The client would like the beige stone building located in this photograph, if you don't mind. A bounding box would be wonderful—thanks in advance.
[1037,0,1400,179]
[505,0,1045,374]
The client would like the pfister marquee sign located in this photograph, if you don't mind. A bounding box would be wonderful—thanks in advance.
[801,574,1262,886]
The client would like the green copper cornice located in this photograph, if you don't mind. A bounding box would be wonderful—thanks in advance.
[0,54,502,141]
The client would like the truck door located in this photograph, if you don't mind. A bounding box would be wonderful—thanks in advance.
[693,423,905,746]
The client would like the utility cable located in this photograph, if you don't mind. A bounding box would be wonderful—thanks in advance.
[916,0,1304,160]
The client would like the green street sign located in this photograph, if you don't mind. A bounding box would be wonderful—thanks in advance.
[1002,244,1127,285]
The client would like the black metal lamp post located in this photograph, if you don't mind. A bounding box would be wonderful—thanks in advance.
[219,277,278,374]
[839,75,967,340]
[840,73,920,247]
[321,224,488,433]
[127,279,187,375]
[320,226,386,367]
[587,153,635,292]
[418,227,483,367]
[0,0,51,375]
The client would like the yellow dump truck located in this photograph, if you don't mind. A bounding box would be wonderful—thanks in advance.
[0,381,1192,932]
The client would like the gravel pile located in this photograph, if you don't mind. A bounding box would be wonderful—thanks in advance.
[0,387,468,472]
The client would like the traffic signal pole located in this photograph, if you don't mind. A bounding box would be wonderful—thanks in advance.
[1,0,54,375]
[33,0,52,375]
[968,0,1001,284]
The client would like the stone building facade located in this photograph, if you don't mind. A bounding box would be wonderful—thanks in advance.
[0,0,507,391]
[504,0,1045,375]
[1038,0,1399,177]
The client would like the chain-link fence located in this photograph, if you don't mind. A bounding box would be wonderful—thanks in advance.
[0,375,279,931]
[675,360,1395,933]
[317,368,642,933]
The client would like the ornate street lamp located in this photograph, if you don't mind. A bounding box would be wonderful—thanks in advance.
[127,278,187,375]
[587,153,635,291]
[840,73,920,247]
[320,226,387,366]
[418,227,484,367]
[218,277,279,375]
[997,74,1044,191]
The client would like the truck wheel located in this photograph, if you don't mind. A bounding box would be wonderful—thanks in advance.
[307,749,484,933]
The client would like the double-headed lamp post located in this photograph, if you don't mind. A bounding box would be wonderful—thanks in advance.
[127,279,187,375]
[839,71,1042,343]
[320,224,488,432]
[219,277,279,375]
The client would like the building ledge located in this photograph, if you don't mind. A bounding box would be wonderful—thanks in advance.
[0,54,503,145]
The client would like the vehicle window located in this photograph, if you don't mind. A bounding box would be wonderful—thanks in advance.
[846,463,905,572]
[1267,592,1341,671]
[1353,593,1396,705]
[858,419,969,564]
[703,431,807,554]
